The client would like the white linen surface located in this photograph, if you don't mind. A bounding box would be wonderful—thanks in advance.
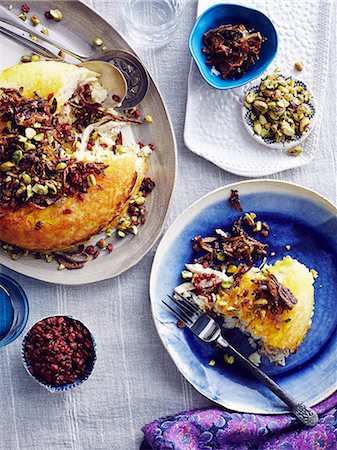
[0,1,336,449]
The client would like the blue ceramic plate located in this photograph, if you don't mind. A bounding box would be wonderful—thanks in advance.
[150,180,337,413]
[189,4,278,89]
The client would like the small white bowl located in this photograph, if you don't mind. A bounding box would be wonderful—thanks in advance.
[242,74,317,150]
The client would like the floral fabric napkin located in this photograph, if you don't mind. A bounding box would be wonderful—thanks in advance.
[141,391,337,449]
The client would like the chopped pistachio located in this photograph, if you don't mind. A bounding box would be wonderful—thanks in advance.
[87,174,97,187]
[253,121,262,136]
[45,180,57,195]
[101,45,108,51]
[33,133,44,141]
[93,37,103,46]
[285,244,291,250]
[208,359,216,367]
[58,263,65,270]
[25,127,37,139]
[144,115,153,123]
[294,60,304,71]
[8,4,13,10]
[41,27,49,36]
[18,13,27,21]
[254,299,268,306]
[226,265,237,274]
[288,145,303,156]
[56,162,67,171]
[300,117,310,132]
[245,92,256,104]
[24,142,36,151]
[253,221,262,232]
[96,238,107,249]
[0,161,15,172]
[31,54,40,62]
[12,149,23,163]
[30,35,38,42]
[310,268,318,279]
[224,354,235,364]
[117,230,126,238]
[216,252,226,261]
[49,9,63,21]
[129,225,138,235]
[253,100,268,114]
[15,185,26,197]
[244,72,313,143]
[135,196,145,205]
[259,114,267,125]
[31,15,40,26]
[105,227,113,237]
[26,184,33,199]
[20,55,32,63]
[45,254,53,263]
[11,254,19,260]
[32,183,48,195]
[18,135,27,143]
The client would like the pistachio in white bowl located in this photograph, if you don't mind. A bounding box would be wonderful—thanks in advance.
[242,71,316,152]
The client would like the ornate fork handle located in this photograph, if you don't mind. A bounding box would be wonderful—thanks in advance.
[217,335,319,427]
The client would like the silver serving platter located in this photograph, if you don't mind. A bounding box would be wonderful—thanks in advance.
[0,1,176,285]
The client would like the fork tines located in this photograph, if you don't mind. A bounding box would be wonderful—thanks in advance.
[172,292,201,314]
[163,292,203,327]
[162,300,192,327]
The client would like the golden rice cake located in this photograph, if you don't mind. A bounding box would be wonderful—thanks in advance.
[0,154,146,252]
[0,61,99,106]
[215,256,315,353]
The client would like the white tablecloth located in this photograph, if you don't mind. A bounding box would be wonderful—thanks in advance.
[0,1,336,449]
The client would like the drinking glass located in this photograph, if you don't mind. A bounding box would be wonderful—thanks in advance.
[121,0,184,48]
[0,274,29,348]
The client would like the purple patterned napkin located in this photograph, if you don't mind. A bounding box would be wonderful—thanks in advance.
[141,391,337,449]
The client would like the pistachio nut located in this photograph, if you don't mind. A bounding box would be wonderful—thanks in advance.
[253,100,268,113]
[25,127,36,139]
[0,161,15,172]
[245,92,256,104]
[12,149,23,163]
[32,183,48,195]
[288,145,303,156]
[87,174,97,187]
[49,9,63,21]
[56,162,67,171]
[244,71,313,144]
[300,117,310,132]
[21,173,32,184]
[294,61,304,71]
[253,121,262,135]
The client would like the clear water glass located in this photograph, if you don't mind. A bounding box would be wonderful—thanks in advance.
[121,0,184,48]
[0,275,29,348]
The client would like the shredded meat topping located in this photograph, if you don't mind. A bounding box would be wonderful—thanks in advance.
[0,85,141,211]
[202,23,266,79]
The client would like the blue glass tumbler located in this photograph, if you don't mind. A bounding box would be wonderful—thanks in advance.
[0,274,29,348]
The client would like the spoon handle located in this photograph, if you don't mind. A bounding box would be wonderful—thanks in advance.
[0,23,61,60]
[0,16,88,61]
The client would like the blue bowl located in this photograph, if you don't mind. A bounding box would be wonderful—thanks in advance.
[189,3,278,89]
[22,315,97,393]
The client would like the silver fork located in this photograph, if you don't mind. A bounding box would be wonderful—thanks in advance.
[163,293,319,427]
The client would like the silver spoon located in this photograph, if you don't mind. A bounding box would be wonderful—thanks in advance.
[0,17,149,108]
